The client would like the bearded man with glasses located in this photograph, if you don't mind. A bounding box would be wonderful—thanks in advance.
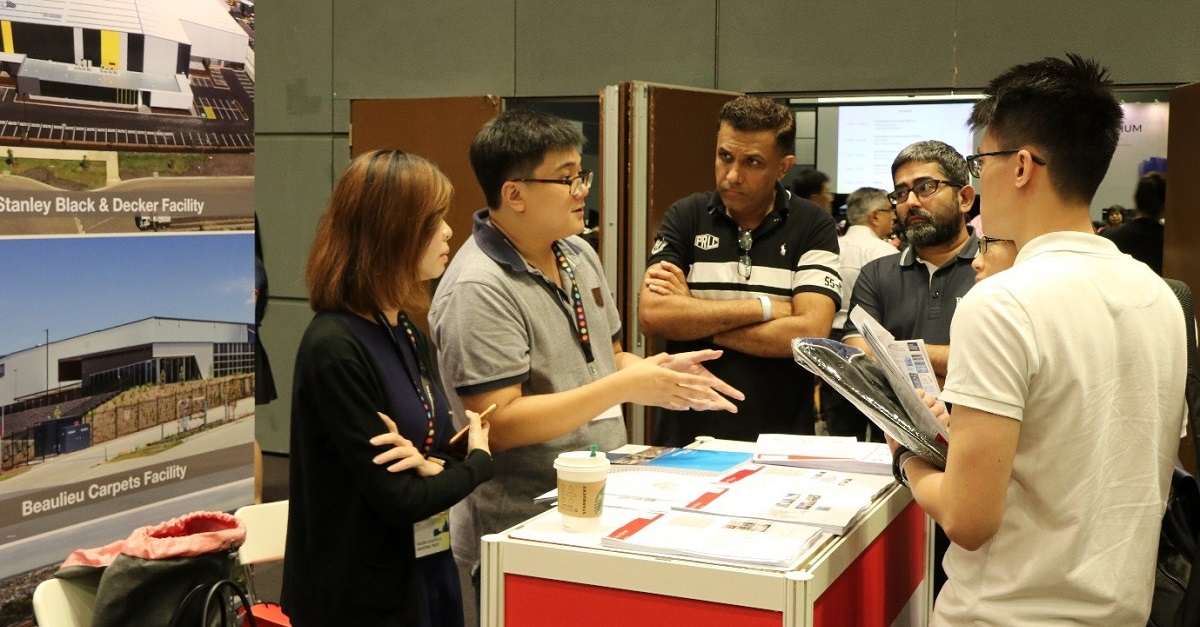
[842,140,979,391]
[838,139,979,598]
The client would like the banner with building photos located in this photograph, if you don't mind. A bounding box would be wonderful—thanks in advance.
[0,0,256,611]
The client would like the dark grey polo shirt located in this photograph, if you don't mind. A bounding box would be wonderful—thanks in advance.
[842,235,980,345]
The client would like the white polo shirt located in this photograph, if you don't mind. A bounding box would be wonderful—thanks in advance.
[937,231,1186,626]
[834,224,898,331]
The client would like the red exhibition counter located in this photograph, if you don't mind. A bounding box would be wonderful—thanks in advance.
[480,460,931,627]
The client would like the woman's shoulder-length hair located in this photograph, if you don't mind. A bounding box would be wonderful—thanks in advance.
[306,150,453,316]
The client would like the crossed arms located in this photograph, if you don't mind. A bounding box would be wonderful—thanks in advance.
[638,260,835,359]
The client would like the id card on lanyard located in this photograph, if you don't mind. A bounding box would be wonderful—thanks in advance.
[413,511,451,558]
[374,313,453,558]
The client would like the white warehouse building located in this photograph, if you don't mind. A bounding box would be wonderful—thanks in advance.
[0,0,249,110]
[0,316,252,407]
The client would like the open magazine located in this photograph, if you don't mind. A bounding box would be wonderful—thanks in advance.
[792,335,949,469]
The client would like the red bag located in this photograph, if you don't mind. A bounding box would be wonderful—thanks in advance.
[240,602,291,627]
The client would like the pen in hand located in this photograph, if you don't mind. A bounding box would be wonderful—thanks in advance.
[448,403,496,457]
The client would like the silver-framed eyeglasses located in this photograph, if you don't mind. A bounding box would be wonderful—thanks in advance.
[978,236,1014,255]
[887,178,964,206]
[965,150,1047,178]
[512,169,594,196]
[737,228,753,279]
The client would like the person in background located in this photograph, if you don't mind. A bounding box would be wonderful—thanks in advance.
[971,235,1017,282]
[894,54,1185,626]
[792,168,834,213]
[835,187,897,335]
[1101,171,1166,274]
[430,110,743,604]
[1097,203,1125,234]
[639,95,841,445]
[283,150,495,627]
[825,187,895,439]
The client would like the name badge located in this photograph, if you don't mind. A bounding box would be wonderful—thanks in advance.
[591,404,622,422]
[413,510,451,559]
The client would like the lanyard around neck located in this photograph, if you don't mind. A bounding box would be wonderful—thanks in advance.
[374,312,435,454]
[550,241,595,369]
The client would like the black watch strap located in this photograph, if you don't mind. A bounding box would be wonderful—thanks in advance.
[892,446,915,486]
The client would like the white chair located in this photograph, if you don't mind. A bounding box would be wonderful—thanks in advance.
[233,499,288,604]
[32,576,97,627]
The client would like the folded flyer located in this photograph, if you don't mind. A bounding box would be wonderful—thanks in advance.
[753,434,892,475]
[791,335,948,469]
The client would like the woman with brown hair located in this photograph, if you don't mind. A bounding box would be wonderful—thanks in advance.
[282,150,493,627]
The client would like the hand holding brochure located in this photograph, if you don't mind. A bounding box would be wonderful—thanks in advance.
[791,335,948,469]
[850,307,943,397]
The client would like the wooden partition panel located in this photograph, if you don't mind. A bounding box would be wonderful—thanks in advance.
[1164,82,1200,474]
[350,97,502,275]
[635,85,740,441]
[645,87,741,258]
[1164,82,1200,291]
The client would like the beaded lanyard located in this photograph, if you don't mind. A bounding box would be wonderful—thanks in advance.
[375,312,435,454]
[552,242,595,369]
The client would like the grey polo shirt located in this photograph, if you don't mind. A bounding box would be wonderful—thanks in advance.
[429,208,627,571]
[842,236,979,345]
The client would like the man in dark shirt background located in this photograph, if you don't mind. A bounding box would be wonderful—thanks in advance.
[1102,171,1166,275]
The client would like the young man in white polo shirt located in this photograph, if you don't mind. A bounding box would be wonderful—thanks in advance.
[892,54,1187,625]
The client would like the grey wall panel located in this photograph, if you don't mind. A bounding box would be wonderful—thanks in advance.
[955,1,1200,88]
[515,0,717,96]
[256,135,336,300]
[255,0,333,134]
[333,136,351,182]
[718,1,956,93]
[332,0,516,99]
[256,299,313,453]
[333,98,350,135]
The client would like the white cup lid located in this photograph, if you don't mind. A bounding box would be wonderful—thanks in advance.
[554,450,609,469]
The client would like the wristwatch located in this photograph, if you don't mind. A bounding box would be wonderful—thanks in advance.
[892,446,917,486]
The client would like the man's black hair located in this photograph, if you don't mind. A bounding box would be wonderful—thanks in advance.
[792,169,829,199]
[969,53,1122,205]
[1134,172,1167,218]
[718,96,796,157]
[469,109,586,209]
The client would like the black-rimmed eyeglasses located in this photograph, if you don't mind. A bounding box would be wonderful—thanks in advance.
[737,228,753,279]
[978,236,1014,255]
[965,150,1047,178]
[887,178,964,206]
[512,170,594,196]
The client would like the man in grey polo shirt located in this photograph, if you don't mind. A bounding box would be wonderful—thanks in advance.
[430,110,743,597]
[841,139,977,598]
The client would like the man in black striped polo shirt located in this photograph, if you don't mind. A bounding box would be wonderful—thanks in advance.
[639,96,842,446]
